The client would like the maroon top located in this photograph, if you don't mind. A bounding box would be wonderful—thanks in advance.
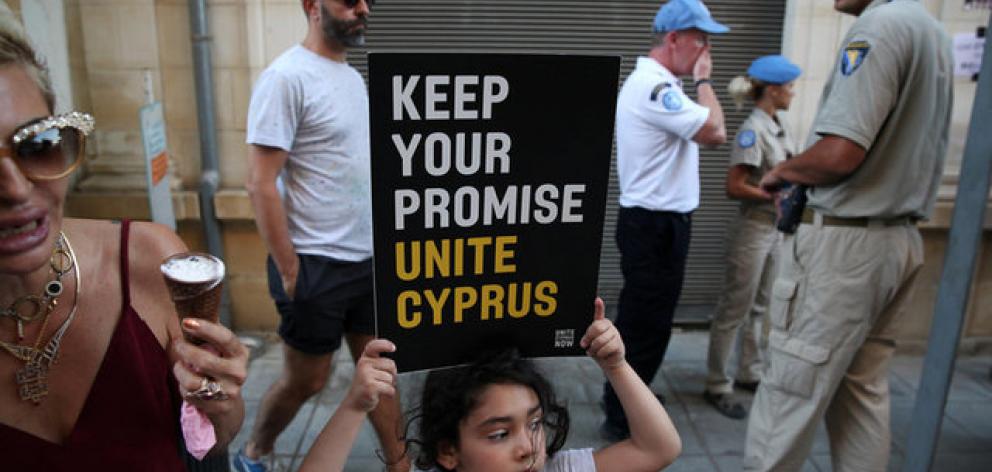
[2,220,186,471]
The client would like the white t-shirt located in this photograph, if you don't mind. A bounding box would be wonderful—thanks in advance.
[418,448,595,472]
[616,57,709,213]
[544,448,596,472]
[246,45,372,261]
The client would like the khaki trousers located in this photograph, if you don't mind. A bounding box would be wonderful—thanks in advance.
[744,217,923,472]
[706,214,780,394]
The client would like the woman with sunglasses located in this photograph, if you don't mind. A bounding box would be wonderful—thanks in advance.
[0,26,247,470]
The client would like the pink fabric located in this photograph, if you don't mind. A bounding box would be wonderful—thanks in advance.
[179,344,221,459]
[180,402,217,460]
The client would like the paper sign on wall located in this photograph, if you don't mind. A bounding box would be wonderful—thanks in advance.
[140,101,176,230]
[954,33,985,77]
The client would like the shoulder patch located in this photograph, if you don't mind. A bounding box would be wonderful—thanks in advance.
[841,40,871,76]
[661,90,683,111]
[737,129,757,149]
[650,82,672,101]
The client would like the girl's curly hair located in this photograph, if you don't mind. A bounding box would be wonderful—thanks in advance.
[404,349,570,471]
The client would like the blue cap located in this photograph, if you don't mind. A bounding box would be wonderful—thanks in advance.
[653,0,730,34]
[747,55,802,84]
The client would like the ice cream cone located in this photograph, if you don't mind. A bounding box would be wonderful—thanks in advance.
[161,252,225,327]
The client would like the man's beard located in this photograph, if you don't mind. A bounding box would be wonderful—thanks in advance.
[321,3,367,47]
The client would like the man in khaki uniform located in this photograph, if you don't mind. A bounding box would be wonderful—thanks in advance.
[745,0,953,470]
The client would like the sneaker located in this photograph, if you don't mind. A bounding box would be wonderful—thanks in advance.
[599,420,631,442]
[232,447,267,472]
[703,390,747,419]
[734,380,760,392]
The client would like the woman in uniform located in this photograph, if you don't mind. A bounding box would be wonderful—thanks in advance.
[703,55,801,419]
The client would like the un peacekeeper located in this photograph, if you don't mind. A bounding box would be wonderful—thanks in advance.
[745,0,953,470]
[604,0,728,441]
[704,55,801,419]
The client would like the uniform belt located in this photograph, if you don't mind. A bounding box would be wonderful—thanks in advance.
[744,210,776,225]
[800,208,917,227]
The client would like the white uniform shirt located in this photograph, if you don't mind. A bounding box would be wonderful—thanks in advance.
[616,57,710,213]
[246,45,373,261]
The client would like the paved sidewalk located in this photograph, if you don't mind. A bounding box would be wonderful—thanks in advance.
[230,331,992,471]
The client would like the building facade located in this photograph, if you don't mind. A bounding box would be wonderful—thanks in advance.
[6,0,990,347]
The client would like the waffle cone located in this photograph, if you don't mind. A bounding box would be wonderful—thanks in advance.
[165,279,223,323]
[161,252,225,323]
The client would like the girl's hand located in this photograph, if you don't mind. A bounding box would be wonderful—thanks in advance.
[345,339,398,413]
[580,298,625,370]
[172,318,249,416]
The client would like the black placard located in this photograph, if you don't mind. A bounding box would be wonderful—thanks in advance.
[370,53,620,372]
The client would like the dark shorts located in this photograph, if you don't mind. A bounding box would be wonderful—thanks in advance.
[267,254,374,355]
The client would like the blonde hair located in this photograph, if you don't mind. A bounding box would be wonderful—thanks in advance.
[727,75,767,110]
[0,20,55,112]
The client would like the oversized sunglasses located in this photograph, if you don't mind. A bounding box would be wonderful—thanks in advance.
[341,0,374,8]
[0,111,94,181]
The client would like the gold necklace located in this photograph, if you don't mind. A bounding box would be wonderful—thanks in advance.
[0,235,72,340]
[0,232,81,404]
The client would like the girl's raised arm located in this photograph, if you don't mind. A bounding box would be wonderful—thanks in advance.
[580,298,682,471]
[299,339,398,472]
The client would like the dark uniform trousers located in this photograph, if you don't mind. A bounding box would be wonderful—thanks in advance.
[603,205,691,430]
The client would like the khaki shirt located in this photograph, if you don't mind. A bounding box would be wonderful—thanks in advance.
[730,108,795,215]
[805,0,953,219]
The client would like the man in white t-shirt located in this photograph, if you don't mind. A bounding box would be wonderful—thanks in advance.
[601,0,728,441]
[238,1,408,471]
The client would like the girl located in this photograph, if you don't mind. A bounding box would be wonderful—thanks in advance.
[703,55,801,418]
[301,298,681,471]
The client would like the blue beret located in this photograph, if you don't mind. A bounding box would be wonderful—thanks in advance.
[653,0,730,34]
[747,55,801,85]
